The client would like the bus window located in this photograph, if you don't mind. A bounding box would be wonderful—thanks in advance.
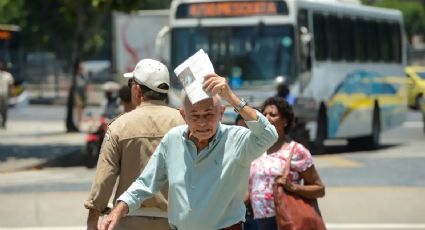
[171,25,295,86]
[379,22,392,62]
[313,13,327,61]
[369,20,381,62]
[391,23,402,63]
[354,18,368,62]
[0,25,22,82]
[297,9,312,72]
[340,17,355,61]
[327,14,341,61]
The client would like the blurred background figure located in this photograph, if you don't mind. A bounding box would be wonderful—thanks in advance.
[100,81,121,119]
[84,82,129,168]
[0,60,15,129]
[74,62,89,130]
[118,85,135,113]
[235,113,247,128]
[275,76,295,105]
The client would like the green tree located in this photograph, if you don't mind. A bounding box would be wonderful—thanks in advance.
[14,0,170,132]
[1,0,172,131]
[0,0,26,24]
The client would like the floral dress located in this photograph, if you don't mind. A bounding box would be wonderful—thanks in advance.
[248,141,313,219]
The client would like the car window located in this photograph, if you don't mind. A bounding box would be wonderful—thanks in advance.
[416,71,425,80]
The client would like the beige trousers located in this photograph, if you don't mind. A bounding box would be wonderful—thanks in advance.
[115,216,171,230]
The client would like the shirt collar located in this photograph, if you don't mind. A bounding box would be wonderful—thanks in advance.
[136,100,167,109]
[183,122,223,148]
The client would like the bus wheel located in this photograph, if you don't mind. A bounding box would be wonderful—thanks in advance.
[313,105,327,154]
[348,105,380,150]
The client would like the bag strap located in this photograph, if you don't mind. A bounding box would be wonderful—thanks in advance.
[282,141,295,178]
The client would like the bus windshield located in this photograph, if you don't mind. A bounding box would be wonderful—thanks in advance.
[0,25,22,82]
[171,25,294,88]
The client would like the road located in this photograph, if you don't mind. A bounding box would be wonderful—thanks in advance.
[0,106,424,229]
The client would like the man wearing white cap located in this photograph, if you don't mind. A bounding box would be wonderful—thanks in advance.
[85,59,185,230]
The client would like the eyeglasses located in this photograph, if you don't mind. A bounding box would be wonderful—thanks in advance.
[128,78,135,89]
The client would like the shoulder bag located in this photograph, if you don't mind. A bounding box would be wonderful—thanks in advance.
[272,144,326,230]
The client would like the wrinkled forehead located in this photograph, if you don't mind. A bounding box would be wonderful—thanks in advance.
[184,96,220,113]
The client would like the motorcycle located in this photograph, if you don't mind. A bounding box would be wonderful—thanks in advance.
[85,115,108,168]
[84,81,120,168]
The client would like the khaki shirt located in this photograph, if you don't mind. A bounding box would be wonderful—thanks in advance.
[84,100,185,217]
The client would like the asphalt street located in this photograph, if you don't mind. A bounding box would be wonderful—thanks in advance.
[0,105,424,229]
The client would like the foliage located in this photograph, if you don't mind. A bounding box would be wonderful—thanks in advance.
[0,0,172,63]
[0,0,26,24]
[1,0,172,132]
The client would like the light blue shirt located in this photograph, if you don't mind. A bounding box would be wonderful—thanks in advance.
[118,111,277,230]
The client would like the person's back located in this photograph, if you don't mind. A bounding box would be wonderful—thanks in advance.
[106,102,184,209]
[85,59,185,230]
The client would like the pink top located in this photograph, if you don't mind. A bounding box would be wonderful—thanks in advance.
[248,141,313,219]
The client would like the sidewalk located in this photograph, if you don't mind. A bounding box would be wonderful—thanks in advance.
[0,105,100,172]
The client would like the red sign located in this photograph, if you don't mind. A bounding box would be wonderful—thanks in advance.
[0,31,11,40]
[188,1,279,17]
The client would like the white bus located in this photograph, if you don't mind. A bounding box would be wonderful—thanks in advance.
[160,0,407,152]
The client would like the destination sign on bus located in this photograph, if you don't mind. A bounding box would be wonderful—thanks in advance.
[0,31,11,40]
[176,1,288,18]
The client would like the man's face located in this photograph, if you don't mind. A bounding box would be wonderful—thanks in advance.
[181,97,224,143]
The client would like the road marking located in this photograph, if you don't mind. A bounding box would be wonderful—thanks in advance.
[327,223,425,229]
[403,121,423,128]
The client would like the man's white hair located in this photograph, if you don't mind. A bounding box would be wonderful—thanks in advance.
[181,93,222,111]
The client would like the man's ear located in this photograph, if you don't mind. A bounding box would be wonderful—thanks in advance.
[136,85,143,99]
[219,105,225,119]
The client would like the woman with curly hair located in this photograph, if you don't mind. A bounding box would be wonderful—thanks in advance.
[248,96,325,230]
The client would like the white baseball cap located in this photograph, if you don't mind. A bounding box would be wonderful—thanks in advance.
[123,59,169,93]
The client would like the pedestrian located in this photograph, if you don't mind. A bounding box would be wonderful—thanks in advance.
[99,73,278,230]
[234,113,247,127]
[276,81,295,105]
[248,96,325,230]
[0,60,15,129]
[100,81,121,119]
[74,62,89,129]
[85,59,185,230]
[118,85,135,113]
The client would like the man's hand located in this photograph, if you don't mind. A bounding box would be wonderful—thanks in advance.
[203,73,232,101]
[87,209,101,230]
[99,202,129,230]
[203,73,257,122]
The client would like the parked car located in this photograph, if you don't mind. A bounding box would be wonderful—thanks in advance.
[406,66,425,109]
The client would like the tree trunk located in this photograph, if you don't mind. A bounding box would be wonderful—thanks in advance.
[65,88,78,132]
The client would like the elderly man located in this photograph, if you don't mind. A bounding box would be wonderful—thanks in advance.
[100,73,278,230]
